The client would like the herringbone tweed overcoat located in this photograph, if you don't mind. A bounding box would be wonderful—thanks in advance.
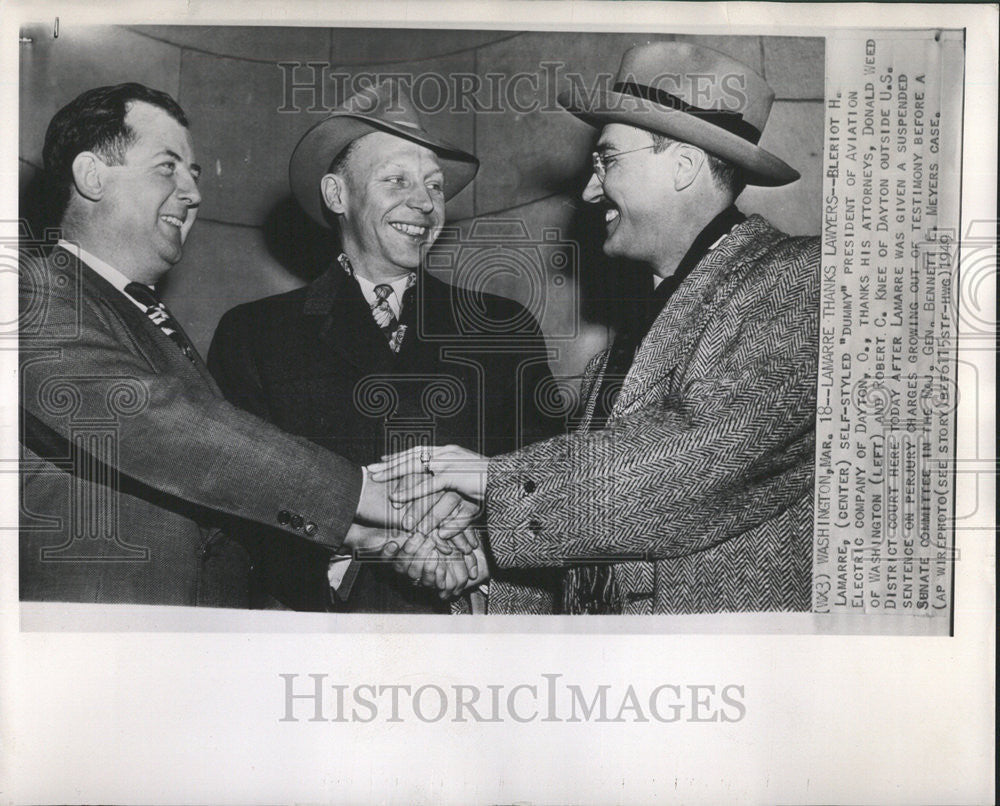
[484,215,820,615]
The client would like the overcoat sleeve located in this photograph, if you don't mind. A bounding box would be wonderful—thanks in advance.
[485,237,819,567]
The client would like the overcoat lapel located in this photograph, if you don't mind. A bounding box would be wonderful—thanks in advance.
[610,217,764,418]
[394,272,452,364]
[304,266,396,375]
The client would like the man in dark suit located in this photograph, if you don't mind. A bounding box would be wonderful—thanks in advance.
[208,80,563,613]
[18,82,468,608]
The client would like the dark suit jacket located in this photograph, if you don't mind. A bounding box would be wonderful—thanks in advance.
[208,265,563,612]
[19,247,362,607]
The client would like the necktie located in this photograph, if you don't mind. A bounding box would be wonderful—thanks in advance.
[371,283,400,337]
[123,282,197,362]
[338,252,415,354]
[370,279,416,353]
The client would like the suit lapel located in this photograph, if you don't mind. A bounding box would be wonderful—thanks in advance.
[64,249,215,388]
[163,312,222,392]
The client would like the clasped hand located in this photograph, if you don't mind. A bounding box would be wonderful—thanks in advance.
[350,448,490,598]
[368,444,489,505]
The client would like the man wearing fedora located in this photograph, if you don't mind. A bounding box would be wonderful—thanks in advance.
[371,42,821,615]
[208,80,563,613]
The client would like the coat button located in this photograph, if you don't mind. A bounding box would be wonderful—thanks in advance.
[303,522,317,537]
[277,510,291,526]
[528,519,542,534]
[290,514,304,530]
[523,478,536,494]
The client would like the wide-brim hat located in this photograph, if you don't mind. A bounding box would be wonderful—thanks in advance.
[558,41,799,186]
[290,79,479,227]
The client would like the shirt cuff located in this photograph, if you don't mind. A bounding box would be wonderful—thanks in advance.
[328,556,360,602]
[359,465,369,504]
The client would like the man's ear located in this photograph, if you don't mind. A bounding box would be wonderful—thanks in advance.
[70,152,106,202]
[321,173,348,216]
[672,143,707,192]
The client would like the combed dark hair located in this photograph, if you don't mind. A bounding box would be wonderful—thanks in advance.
[650,132,746,199]
[42,83,189,224]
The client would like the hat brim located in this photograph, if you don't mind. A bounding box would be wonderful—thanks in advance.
[558,88,799,187]
[289,112,479,228]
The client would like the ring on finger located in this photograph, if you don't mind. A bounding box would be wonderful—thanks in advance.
[419,447,433,474]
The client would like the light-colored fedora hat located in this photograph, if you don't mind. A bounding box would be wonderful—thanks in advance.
[289,79,479,227]
[558,41,799,186]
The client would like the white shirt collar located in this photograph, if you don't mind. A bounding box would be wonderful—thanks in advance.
[57,239,151,312]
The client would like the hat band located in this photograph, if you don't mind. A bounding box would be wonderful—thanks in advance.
[612,81,762,145]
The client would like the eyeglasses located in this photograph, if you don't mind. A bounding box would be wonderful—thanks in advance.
[591,145,657,181]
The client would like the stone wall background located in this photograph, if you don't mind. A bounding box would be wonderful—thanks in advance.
[19,25,824,378]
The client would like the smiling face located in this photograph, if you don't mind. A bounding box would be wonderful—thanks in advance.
[582,123,679,267]
[324,131,445,281]
[97,101,201,284]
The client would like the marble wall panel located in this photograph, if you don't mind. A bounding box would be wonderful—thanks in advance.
[327,28,513,65]
[179,49,476,228]
[162,219,304,354]
[678,34,764,75]
[19,25,180,165]
[763,36,826,100]
[126,25,329,63]
[473,30,661,215]
[739,100,825,235]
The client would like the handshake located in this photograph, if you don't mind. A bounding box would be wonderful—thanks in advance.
[349,445,491,600]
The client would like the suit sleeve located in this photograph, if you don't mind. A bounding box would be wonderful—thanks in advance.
[20,258,362,551]
[485,238,819,567]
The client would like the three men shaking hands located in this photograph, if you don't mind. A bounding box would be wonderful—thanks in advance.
[21,42,819,615]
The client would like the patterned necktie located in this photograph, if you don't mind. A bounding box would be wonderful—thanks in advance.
[338,253,416,353]
[371,283,402,346]
[123,282,197,362]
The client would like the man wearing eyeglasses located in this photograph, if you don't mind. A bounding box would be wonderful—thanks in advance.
[371,42,821,616]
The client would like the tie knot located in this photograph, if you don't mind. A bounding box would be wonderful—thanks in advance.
[373,284,394,304]
[124,282,161,308]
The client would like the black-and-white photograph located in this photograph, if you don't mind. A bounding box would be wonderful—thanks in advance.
[1,3,994,804]
[17,24,826,617]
